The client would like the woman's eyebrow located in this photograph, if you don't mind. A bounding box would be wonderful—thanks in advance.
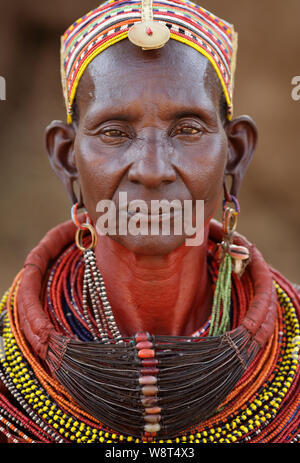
[84,103,143,127]
[158,103,218,125]
[83,99,217,127]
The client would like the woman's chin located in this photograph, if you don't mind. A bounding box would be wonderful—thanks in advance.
[108,233,190,256]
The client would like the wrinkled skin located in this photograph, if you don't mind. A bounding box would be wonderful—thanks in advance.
[46,39,257,336]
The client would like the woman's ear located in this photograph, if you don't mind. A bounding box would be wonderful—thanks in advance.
[45,120,79,204]
[224,115,258,197]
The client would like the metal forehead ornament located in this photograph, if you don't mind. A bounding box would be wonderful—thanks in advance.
[128,0,170,50]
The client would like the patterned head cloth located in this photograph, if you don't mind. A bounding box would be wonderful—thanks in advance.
[61,0,238,123]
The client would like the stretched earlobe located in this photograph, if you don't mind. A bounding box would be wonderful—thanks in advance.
[224,115,258,197]
[45,120,83,205]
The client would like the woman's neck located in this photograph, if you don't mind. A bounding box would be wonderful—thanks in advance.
[94,227,213,337]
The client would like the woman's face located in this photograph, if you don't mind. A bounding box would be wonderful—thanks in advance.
[71,39,229,255]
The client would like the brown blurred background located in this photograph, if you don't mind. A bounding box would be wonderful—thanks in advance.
[0,0,299,296]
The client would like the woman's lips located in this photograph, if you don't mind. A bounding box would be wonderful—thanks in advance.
[119,200,184,223]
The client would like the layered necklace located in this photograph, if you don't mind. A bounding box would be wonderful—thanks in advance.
[0,220,299,443]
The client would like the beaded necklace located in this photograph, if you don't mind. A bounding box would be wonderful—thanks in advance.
[0,236,299,443]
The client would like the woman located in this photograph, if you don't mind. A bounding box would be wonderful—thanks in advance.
[0,0,299,444]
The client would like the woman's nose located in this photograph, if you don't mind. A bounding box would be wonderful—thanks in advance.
[128,132,176,188]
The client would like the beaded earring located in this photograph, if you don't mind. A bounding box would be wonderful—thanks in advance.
[71,203,123,343]
[209,195,250,336]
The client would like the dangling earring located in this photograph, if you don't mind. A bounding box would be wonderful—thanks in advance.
[209,195,250,337]
[71,203,123,344]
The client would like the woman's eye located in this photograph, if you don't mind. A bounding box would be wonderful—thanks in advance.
[173,126,201,136]
[102,129,128,138]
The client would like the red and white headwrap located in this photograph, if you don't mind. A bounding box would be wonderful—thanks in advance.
[61,0,238,123]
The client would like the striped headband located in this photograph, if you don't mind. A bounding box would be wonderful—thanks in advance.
[61,0,238,123]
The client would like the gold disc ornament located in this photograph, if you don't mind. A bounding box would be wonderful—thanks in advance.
[128,21,170,50]
[128,0,170,50]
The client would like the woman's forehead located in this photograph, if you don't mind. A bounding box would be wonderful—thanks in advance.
[76,39,220,113]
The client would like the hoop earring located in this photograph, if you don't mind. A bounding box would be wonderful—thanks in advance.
[209,195,250,337]
[71,203,98,251]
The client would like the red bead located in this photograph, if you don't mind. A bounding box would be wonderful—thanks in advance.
[138,349,155,359]
[141,359,158,367]
[136,341,153,350]
[140,367,159,376]
[135,332,149,343]
[143,436,153,442]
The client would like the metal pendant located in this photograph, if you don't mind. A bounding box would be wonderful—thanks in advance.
[128,21,170,50]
